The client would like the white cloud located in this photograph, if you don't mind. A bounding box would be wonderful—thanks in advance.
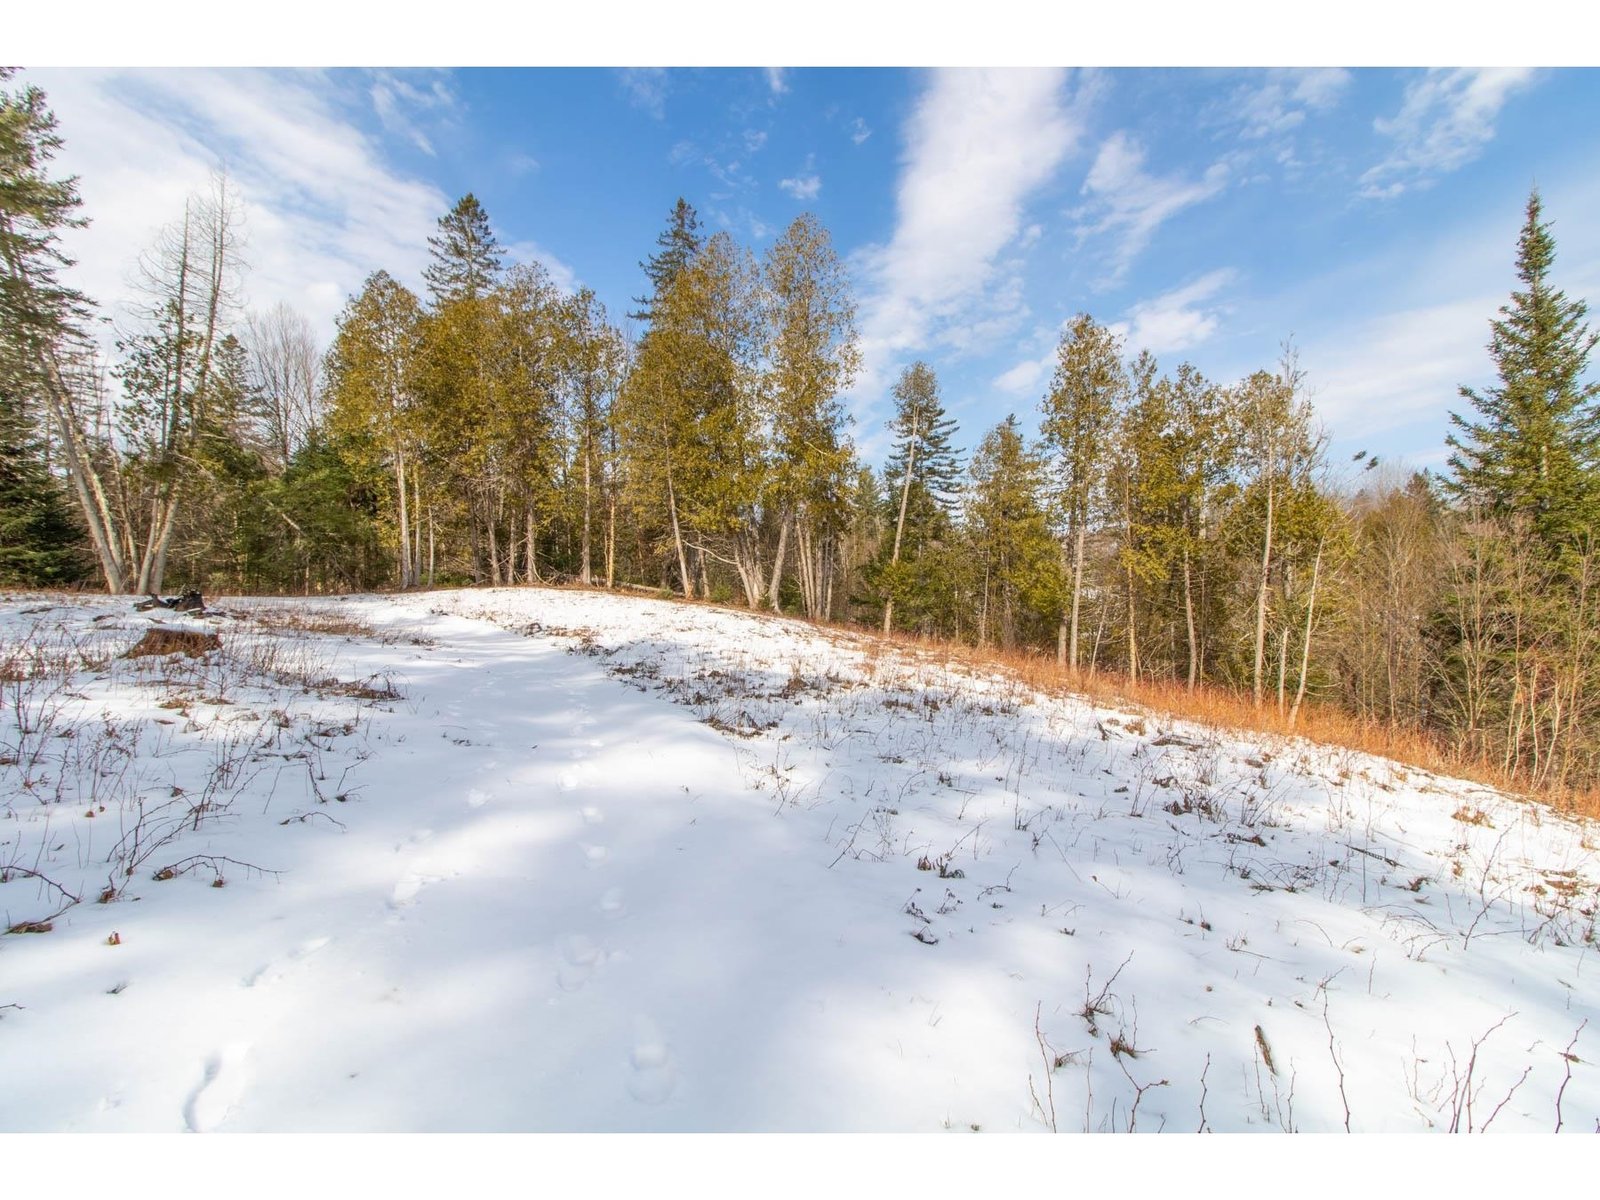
[1231,67,1350,139]
[24,67,457,347]
[504,240,580,297]
[850,117,872,145]
[992,350,1054,397]
[619,67,669,119]
[1110,268,1237,355]
[779,157,822,201]
[743,129,768,153]
[369,70,457,156]
[1075,132,1229,285]
[1304,294,1498,437]
[855,68,1085,405]
[1360,68,1537,199]
[764,68,789,96]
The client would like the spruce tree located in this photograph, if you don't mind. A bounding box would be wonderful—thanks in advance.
[0,70,92,364]
[0,383,86,585]
[423,194,503,305]
[1447,189,1600,557]
[1040,314,1126,668]
[0,71,116,588]
[630,198,704,322]
[879,361,961,632]
[964,415,1055,650]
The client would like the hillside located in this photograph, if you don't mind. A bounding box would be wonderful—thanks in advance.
[2,586,1596,1132]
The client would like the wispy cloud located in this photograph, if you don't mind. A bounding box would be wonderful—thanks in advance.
[1074,132,1229,285]
[505,239,580,296]
[1111,268,1237,355]
[849,117,871,145]
[992,346,1055,398]
[779,155,822,201]
[619,67,670,119]
[369,70,458,156]
[764,68,789,96]
[743,129,768,154]
[1230,68,1351,140]
[1305,294,1497,438]
[855,68,1085,408]
[25,67,457,341]
[1360,68,1537,199]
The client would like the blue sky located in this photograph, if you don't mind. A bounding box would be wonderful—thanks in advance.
[18,61,1600,476]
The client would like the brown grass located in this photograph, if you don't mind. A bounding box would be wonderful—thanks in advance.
[241,608,379,639]
[919,637,1600,823]
[526,579,1600,823]
[124,629,222,659]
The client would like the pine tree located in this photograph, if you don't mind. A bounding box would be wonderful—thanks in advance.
[1040,314,1126,668]
[964,415,1055,650]
[1447,189,1600,558]
[0,70,124,590]
[325,272,426,587]
[0,382,86,585]
[879,361,961,632]
[423,194,502,305]
[630,198,703,322]
[762,213,860,617]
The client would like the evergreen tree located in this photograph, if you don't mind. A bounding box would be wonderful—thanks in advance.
[1040,314,1126,668]
[325,272,426,587]
[0,70,124,590]
[879,361,961,632]
[423,194,503,305]
[964,415,1056,650]
[0,383,86,585]
[762,213,860,617]
[630,198,703,322]
[1447,189,1600,558]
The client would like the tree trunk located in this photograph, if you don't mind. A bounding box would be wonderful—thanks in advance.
[767,509,791,611]
[1069,522,1086,670]
[1183,545,1199,690]
[394,442,412,588]
[665,464,692,599]
[1252,477,1276,707]
[580,428,593,586]
[883,436,919,634]
[1288,539,1324,728]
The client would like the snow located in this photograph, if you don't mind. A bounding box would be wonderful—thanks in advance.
[2,586,1597,1134]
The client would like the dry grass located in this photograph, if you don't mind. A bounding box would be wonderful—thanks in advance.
[913,637,1600,823]
[239,608,380,640]
[123,629,223,659]
[525,579,1600,823]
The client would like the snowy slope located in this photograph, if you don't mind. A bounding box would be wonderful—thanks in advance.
[2,587,1596,1132]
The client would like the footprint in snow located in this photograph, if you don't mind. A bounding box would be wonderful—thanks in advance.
[389,869,449,911]
[599,886,626,917]
[557,934,603,991]
[581,843,609,868]
[627,1017,677,1105]
[183,1042,251,1132]
[241,935,331,988]
[581,806,604,826]
[394,829,434,853]
[467,787,492,809]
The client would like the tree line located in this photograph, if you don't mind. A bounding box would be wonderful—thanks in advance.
[3,74,1597,795]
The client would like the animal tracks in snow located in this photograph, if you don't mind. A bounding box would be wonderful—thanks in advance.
[242,935,332,989]
[557,934,604,992]
[627,1017,677,1105]
[183,1042,251,1132]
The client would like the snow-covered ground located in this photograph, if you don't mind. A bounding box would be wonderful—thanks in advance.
[2,586,1596,1133]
